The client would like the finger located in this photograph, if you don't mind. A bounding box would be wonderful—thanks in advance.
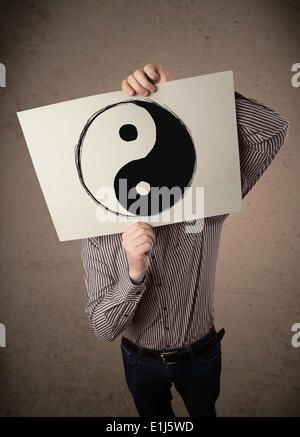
[133,69,156,93]
[133,236,154,249]
[122,79,135,96]
[128,224,155,238]
[131,229,155,244]
[156,64,171,82]
[127,74,149,96]
[143,63,160,82]
[122,222,143,238]
[125,222,153,236]
[136,242,153,256]
[124,237,153,254]
[122,233,155,248]
[144,63,171,83]
[126,233,154,248]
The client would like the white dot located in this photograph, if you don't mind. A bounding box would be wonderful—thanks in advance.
[136,181,151,196]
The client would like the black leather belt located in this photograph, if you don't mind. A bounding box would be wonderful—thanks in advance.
[121,327,225,365]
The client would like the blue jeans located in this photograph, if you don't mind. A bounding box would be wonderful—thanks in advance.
[121,327,222,417]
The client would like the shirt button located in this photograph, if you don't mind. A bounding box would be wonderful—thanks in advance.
[165,326,169,330]
[163,307,167,311]
[166,344,171,348]
[158,282,162,287]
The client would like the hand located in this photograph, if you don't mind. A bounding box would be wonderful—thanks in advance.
[122,62,172,97]
[122,222,155,283]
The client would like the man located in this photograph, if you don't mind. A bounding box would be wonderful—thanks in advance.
[81,63,289,417]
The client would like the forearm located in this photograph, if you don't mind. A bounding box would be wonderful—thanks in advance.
[82,238,147,342]
[88,273,147,341]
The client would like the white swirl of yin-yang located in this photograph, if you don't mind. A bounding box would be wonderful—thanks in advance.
[80,102,156,216]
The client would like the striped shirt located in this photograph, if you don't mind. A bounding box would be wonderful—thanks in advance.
[81,92,289,350]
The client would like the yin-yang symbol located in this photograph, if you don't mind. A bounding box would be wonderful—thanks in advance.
[75,99,196,217]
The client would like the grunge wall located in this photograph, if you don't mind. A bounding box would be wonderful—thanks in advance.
[0,0,299,416]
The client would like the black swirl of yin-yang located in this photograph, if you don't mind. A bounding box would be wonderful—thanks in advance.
[75,99,196,217]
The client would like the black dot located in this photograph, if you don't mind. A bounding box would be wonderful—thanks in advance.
[119,124,138,141]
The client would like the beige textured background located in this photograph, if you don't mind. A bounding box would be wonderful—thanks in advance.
[0,0,299,417]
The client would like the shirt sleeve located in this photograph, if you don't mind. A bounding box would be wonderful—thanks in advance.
[81,237,148,342]
[235,92,290,199]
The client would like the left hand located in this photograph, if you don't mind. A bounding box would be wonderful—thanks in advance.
[121,62,172,97]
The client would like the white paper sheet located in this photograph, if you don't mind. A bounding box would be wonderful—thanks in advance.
[17,70,242,241]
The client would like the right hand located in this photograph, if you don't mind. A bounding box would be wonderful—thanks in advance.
[121,62,172,97]
[122,222,155,283]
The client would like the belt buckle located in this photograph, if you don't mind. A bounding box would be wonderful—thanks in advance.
[160,351,179,365]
